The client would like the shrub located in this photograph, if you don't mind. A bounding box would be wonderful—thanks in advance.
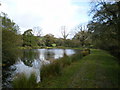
[81,48,90,56]
[51,43,56,47]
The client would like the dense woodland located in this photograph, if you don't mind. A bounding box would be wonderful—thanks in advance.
[2,1,120,66]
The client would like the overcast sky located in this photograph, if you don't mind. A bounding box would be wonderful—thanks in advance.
[1,0,92,38]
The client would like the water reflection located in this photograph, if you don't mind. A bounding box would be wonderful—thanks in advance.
[37,49,75,61]
[20,49,76,65]
[20,49,40,66]
[3,49,77,88]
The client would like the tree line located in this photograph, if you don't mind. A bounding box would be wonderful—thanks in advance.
[87,0,120,59]
[1,0,120,65]
[21,26,91,48]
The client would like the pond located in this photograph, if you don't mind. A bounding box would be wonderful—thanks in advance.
[3,49,79,88]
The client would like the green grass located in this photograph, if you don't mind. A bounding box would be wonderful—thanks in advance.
[37,49,119,88]
[12,73,37,88]
[41,53,83,80]
[41,61,62,80]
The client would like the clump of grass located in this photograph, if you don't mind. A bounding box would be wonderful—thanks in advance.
[57,53,83,67]
[12,73,37,88]
[57,56,72,67]
[41,53,83,81]
[41,61,62,80]
[41,56,73,80]
[70,53,83,62]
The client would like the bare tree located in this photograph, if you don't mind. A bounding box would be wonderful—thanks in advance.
[33,26,42,37]
[73,24,91,47]
[61,26,69,40]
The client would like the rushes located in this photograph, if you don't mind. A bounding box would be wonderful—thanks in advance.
[41,61,62,80]
[41,53,83,80]
[12,73,37,88]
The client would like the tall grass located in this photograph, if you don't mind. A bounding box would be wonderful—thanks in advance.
[57,56,72,67]
[70,53,83,62]
[41,61,62,80]
[12,73,37,88]
[41,52,83,80]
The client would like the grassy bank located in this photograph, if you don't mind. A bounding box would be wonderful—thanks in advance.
[37,49,119,88]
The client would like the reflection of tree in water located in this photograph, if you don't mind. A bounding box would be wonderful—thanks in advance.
[44,49,55,60]
[44,49,68,60]
[63,49,67,57]
[20,49,40,66]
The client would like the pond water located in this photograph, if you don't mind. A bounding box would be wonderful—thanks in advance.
[3,49,79,88]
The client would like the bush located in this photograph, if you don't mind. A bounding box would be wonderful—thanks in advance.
[51,43,56,47]
[81,48,90,56]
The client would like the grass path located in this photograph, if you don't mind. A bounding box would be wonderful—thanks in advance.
[37,49,119,88]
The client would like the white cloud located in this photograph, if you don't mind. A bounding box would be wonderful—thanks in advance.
[1,0,91,38]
